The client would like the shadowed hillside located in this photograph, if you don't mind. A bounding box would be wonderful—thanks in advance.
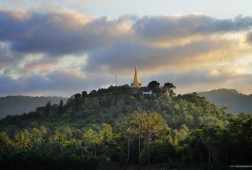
[0,96,68,119]
[198,89,252,114]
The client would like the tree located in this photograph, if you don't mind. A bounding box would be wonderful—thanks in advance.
[99,123,113,144]
[30,126,48,151]
[125,127,134,165]
[187,128,208,164]
[0,132,13,156]
[89,90,97,97]
[83,129,100,158]
[51,129,67,153]
[73,93,82,112]
[98,123,114,159]
[121,120,137,165]
[44,101,51,115]
[123,111,170,166]
[164,82,176,97]
[126,110,148,166]
[58,99,64,115]
[145,112,170,165]
[82,91,88,99]
[142,140,176,164]
[148,81,160,92]
[14,129,31,150]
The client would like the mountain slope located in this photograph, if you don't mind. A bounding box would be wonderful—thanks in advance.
[0,96,68,119]
[0,85,251,169]
[198,89,252,114]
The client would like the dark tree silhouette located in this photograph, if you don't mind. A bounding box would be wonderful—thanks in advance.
[148,81,160,92]
[164,82,176,96]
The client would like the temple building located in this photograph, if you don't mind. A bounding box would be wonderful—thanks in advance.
[130,66,167,97]
[131,66,151,96]
[131,66,142,87]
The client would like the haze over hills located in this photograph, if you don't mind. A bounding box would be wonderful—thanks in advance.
[0,96,68,119]
[198,89,252,114]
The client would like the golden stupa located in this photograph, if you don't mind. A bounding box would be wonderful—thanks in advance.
[131,66,142,87]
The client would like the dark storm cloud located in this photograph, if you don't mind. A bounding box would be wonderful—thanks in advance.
[133,15,252,41]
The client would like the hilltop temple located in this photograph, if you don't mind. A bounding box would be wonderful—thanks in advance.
[130,66,167,96]
[131,66,142,87]
[131,66,152,95]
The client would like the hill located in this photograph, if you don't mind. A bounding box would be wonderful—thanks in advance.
[0,96,68,119]
[0,85,251,169]
[198,89,252,114]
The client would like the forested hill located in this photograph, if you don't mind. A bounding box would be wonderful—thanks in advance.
[0,96,68,119]
[0,85,251,169]
[198,89,252,114]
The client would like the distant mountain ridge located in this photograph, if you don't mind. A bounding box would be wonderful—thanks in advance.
[0,96,68,119]
[198,89,252,114]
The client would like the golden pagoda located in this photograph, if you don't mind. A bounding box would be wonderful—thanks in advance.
[131,66,142,87]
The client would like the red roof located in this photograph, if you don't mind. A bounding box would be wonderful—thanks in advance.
[140,87,152,91]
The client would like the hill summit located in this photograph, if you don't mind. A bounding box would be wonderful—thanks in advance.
[198,88,252,114]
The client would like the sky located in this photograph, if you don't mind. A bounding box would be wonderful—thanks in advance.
[0,0,252,97]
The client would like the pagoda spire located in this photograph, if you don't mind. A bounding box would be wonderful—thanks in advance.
[131,65,142,87]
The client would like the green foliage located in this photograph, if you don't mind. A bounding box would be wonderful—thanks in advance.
[148,80,160,91]
[0,85,251,169]
[164,82,176,96]
[142,140,176,164]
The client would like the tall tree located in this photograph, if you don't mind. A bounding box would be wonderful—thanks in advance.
[121,121,137,165]
[58,99,64,115]
[145,112,170,165]
[164,82,176,97]
[0,132,13,155]
[82,91,88,99]
[126,110,148,166]
[44,101,51,115]
[74,93,82,112]
[14,129,31,150]
[148,81,160,92]
[83,129,100,158]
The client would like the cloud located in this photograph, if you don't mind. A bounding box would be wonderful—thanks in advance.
[10,0,26,3]
[247,31,252,43]
[0,43,14,66]
[72,0,104,6]
[0,71,85,96]
[1,9,252,96]
[0,9,131,55]
[0,69,116,96]
[133,15,252,42]
[140,69,252,94]
[87,36,242,76]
